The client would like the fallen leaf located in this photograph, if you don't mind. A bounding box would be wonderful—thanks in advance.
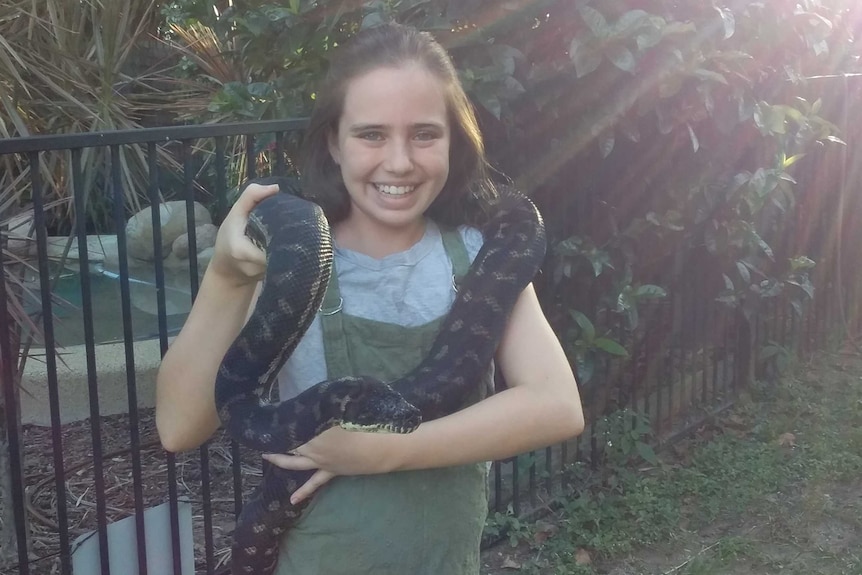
[726,414,747,428]
[778,432,796,447]
[532,520,558,545]
[575,548,592,565]
[501,556,522,570]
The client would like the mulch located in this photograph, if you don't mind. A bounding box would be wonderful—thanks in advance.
[16,408,262,575]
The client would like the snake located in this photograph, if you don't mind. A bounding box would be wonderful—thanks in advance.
[214,176,546,574]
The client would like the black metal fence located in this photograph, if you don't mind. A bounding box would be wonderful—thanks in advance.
[0,111,859,574]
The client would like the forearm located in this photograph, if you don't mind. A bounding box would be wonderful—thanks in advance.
[389,381,583,472]
[155,269,257,452]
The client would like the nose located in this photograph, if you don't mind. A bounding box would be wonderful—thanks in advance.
[383,137,414,174]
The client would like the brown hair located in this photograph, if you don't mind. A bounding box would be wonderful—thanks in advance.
[300,22,496,227]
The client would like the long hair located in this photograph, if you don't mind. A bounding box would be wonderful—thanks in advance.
[300,22,496,227]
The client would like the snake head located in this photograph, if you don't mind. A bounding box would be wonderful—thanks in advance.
[336,377,421,434]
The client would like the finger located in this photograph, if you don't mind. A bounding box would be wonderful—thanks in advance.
[262,452,318,471]
[237,183,280,209]
[291,470,336,505]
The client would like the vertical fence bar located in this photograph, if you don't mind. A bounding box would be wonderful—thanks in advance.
[0,223,30,575]
[30,151,73,574]
[528,451,536,506]
[182,140,217,574]
[147,142,183,575]
[110,145,149,575]
[493,460,502,512]
[215,137,228,224]
[246,135,257,180]
[214,138,244,520]
[511,456,520,516]
[699,281,708,406]
[274,132,286,176]
[71,147,112,574]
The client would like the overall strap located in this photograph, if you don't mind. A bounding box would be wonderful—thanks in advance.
[439,227,470,289]
[318,261,353,378]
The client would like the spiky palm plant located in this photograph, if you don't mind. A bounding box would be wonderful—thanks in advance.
[0,0,189,380]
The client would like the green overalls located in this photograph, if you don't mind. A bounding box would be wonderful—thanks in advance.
[276,228,493,574]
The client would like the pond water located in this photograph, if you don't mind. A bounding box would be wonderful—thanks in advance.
[24,265,193,347]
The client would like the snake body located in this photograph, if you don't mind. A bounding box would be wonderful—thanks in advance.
[214,177,546,574]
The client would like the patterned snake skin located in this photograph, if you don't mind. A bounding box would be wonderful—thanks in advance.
[214,176,546,574]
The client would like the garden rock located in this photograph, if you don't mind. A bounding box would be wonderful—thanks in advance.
[171,223,218,260]
[125,201,211,262]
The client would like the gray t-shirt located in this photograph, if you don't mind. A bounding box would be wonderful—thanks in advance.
[277,220,483,399]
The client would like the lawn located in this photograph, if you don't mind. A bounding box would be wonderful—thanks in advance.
[482,349,862,575]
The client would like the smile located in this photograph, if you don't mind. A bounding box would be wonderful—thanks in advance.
[375,184,415,196]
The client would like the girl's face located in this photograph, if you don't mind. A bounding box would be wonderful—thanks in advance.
[328,63,451,239]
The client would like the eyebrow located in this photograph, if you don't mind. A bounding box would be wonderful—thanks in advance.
[348,122,446,134]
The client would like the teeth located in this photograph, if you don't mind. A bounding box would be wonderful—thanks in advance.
[376,184,414,196]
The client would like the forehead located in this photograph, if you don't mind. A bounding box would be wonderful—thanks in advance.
[339,64,449,127]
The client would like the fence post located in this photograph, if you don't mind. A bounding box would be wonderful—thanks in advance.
[734,308,754,390]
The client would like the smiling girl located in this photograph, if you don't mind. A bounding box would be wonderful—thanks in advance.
[156,22,583,574]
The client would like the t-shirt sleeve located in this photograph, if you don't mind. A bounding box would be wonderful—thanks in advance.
[458,225,484,263]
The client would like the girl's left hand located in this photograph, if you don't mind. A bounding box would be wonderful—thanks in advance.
[262,427,398,504]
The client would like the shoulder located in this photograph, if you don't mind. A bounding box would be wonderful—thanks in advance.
[456,225,484,261]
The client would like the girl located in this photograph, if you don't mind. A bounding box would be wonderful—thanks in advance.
[156,22,583,574]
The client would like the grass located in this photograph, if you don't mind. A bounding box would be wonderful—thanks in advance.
[482,350,862,575]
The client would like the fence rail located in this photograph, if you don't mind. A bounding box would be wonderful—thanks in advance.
[0,117,856,575]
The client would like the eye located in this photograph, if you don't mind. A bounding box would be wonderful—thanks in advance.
[358,131,384,141]
[414,130,437,141]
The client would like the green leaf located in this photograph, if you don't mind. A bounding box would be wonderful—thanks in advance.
[580,6,610,38]
[361,11,384,29]
[786,278,815,300]
[635,284,667,299]
[687,123,699,152]
[736,261,750,283]
[753,231,774,260]
[790,256,816,271]
[614,10,650,36]
[781,154,805,169]
[600,131,615,158]
[693,69,728,84]
[576,354,595,384]
[570,38,602,78]
[605,45,636,73]
[569,309,596,342]
[636,22,664,50]
[246,82,273,98]
[714,6,735,39]
[594,337,630,357]
[636,442,658,464]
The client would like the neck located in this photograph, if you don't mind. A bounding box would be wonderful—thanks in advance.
[334,217,427,258]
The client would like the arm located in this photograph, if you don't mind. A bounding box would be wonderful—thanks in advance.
[268,284,584,500]
[392,283,583,468]
[155,183,278,453]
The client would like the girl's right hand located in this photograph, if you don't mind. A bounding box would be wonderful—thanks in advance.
[209,183,280,285]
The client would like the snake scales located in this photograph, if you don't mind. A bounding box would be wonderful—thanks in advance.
[214,176,546,574]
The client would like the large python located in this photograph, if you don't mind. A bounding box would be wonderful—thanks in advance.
[214,176,546,574]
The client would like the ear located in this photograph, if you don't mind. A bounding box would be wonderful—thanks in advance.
[327,128,341,166]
